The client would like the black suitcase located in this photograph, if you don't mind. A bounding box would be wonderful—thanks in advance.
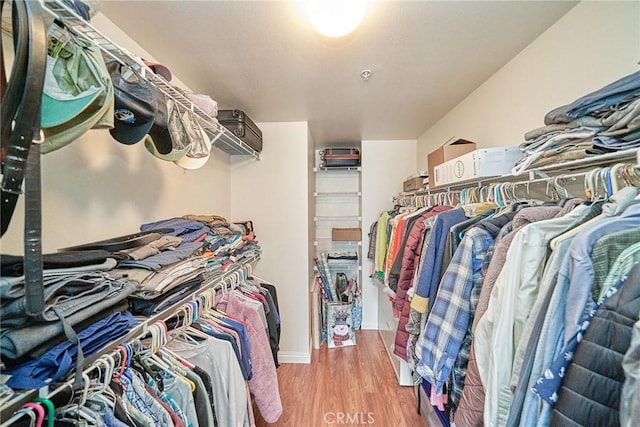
[218,109,263,152]
[321,147,360,167]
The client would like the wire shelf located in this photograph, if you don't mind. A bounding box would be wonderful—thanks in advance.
[41,0,260,160]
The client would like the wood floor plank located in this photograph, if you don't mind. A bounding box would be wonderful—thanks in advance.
[254,330,429,427]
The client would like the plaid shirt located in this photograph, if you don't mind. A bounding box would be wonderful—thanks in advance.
[591,227,640,298]
[416,227,493,394]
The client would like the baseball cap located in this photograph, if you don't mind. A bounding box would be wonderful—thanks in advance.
[144,98,191,161]
[174,110,213,170]
[107,61,157,145]
[142,59,172,82]
[40,24,114,154]
[40,23,104,129]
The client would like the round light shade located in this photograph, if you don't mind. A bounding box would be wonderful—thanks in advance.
[307,0,366,38]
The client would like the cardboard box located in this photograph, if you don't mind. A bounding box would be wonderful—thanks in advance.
[427,138,476,184]
[332,228,361,241]
[433,147,523,187]
[403,177,424,192]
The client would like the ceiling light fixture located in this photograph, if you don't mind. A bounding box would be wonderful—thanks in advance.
[306,0,366,38]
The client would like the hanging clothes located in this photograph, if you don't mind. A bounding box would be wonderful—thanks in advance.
[167,333,250,427]
[392,206,452,361]
[217,291,283,424]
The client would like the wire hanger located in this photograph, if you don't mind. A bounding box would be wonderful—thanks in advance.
[20,403,43,427]
[553,175,573,200]
[11,405,37,427]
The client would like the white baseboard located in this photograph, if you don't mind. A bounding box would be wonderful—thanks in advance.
[278,351,311,364]
[360,322,379,330]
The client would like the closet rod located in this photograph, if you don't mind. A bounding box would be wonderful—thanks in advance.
[0,252,260,421]
[395,162,639,207]
[403,148,639,199]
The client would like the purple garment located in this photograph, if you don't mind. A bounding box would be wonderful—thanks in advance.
[222,292,282,423]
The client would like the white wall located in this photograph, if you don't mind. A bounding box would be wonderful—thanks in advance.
[307,128,317,351]
[417,0,640,167]
[2,14,231,254]
[230,122,312,363]
[361,139,417,329]
[2,135,231,254]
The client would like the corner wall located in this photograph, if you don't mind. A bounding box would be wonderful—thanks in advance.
[230,122,312,363]
[417,0,640,166]
[361,139,417,329]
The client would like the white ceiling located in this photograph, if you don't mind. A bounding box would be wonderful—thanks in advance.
[99,0,578,146]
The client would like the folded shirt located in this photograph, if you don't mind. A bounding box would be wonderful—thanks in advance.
[4,310,137,389]
[1,250,112,276]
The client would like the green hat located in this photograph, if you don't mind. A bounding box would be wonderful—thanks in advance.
[41,25,113,154]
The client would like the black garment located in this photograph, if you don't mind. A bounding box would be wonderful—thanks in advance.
[0,250,112,276]
[261,283,281,367]
[128,276,203,316]
[551,262,640,426]
[109,380,139,427]
[193,365,218,427]
[473,210,518,239]
[367,220,378,260]
[442,213,490,272]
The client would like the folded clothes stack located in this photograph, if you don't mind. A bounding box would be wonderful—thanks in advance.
[0,213,259,390]
[514,70,640,173]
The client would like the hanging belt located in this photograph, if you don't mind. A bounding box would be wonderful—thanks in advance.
[1,0,47,315]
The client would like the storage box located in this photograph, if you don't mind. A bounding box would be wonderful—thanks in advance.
[332,228,361,241]
[427,138,476,185]
[433,147,523,187]
[403,177,424,192]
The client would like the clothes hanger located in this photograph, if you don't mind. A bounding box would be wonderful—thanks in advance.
[480,185,491,203]
[544,179,559,202]
[59,372,98,425]
[603,166,614,197]
[155,317,200,393]
[20,403,44,427]
[158,344,195,371]
[627,165,640,188]
[609,163,625,194]
[32,398,54,427]
[11,406,37,427]
[618,164,636,188]
[143,322,186,378]
[462,188,470,204]
[97,354,115,393]
[553,175,573,200]
[595,168,608,199]
[113,345,129,380]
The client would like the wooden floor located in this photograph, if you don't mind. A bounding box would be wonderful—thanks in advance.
[254,330,428,427]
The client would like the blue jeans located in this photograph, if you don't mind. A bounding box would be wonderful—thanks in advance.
[4,311,136,389]
[1,272,125,327]
[0,280,136,358]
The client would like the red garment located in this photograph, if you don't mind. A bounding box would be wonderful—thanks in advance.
[393,206,453,361]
